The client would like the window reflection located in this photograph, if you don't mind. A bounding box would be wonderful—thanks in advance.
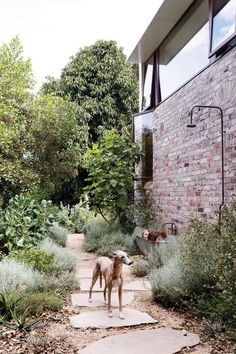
[142,56,154,110]
[158,0,209,100]
[159,22,209,100]
[212,0,236,51]
[133,111,153,180]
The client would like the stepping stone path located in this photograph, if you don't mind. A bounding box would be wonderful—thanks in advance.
[68,234,200,354]
[78,328,200,354]
[71,308,157,329]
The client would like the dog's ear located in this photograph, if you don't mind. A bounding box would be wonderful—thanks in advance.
[112,251,118,258]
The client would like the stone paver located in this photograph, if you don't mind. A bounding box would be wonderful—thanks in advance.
[77,328,200,354]
[70,308,157,329]
[77,268,93,278]
[123,279,151,291]
[79,278,103,292]
[71,292,135,307]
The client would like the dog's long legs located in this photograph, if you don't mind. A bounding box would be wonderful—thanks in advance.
[107,284,113,317]
[118,284,124,319]
[103,283,107,303]
[89,267,101,302]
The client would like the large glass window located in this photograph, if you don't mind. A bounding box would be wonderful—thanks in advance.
[159,23,209,100]
[211,0,236,52]
[133,111,153,181]
[139,0,236,105]
[142,56,154,110]
[159,0,209,100]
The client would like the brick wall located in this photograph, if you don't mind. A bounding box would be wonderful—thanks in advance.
[151,47,236,230]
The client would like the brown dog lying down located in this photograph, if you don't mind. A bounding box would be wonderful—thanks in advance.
[142,227,167,242]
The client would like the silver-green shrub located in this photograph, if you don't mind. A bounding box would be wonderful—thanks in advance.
[0,259,45,292]
[41,271,78,291]
[40,238,76,273]
[150,255,191,305]
[97,230,137,256]
[50,222,68,247]
[147,238,176,269]
[149,207,236,326]
[83,214,113,252]
[83,214,138,255]
[178,221,219,289]
[131,258,149,277]
[149,229,218,306]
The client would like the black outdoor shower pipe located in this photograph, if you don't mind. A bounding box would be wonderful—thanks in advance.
[186,105,225,233]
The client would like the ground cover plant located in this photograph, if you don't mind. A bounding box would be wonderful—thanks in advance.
[0,194,78,330]
[40,238,76,274]
[50,222,69,247]
[16,292,63,316]
[0,246,77,329]
[6,248,55,274]
[131,258,149,277]
[0,194,54,253]
[0,291,24,322]
[149,200,236,329]
[0,259,45,293]
[0,290,63,330]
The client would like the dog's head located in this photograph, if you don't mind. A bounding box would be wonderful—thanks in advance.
[142,229,150,239]
[112,250,133,265]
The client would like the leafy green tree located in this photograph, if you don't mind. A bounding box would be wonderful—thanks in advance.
[0,37,88,205]
[42,40,139,143]
[83,129,141,227]
[0,37,37,206]
[28,94,88,198]
[0,36,35,106]
[40,76,63,97]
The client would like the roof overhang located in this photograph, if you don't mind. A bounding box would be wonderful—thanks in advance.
[128,0,195,64]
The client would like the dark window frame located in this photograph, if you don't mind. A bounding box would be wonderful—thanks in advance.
[132,109,154,182]
[209,0,236,58]
[141,49,161,111]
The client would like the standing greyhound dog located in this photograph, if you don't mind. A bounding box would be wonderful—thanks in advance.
[89,250,133,319]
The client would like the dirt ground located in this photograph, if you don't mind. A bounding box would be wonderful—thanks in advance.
[0,234,235,354]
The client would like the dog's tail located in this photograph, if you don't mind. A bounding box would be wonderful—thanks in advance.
[99,272,102,288]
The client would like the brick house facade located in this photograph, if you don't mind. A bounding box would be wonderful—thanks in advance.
[129,0,236,231]
[152,47,236,228]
